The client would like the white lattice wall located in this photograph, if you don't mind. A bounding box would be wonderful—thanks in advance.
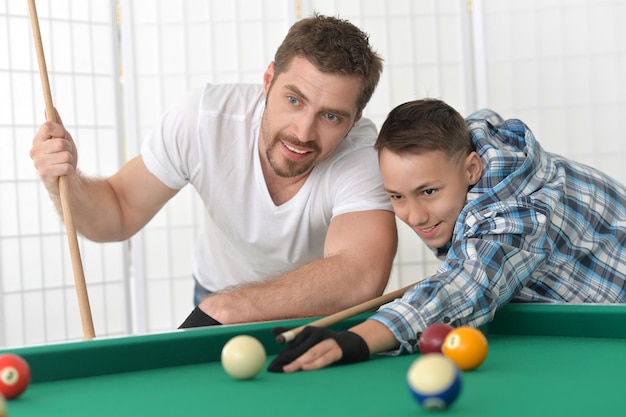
[1,0,624,347]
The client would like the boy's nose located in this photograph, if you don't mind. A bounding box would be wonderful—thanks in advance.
[407,201,428,228]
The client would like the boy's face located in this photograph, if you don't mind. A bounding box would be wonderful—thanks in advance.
[379,148,482,248]
[259,56,362,179]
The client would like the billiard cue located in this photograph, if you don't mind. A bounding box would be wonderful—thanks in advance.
[275,283,413,344]
[27,0,96,340]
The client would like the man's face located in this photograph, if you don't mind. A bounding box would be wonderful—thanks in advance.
[260,56,362,179]
[379,148,481,248]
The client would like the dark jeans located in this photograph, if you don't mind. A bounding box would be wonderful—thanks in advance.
[193,278,213,306]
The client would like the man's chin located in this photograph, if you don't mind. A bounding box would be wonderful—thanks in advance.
[268,156,313,178]
[273,165,312,178]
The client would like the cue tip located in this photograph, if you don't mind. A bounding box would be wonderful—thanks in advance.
[276,330,295,344]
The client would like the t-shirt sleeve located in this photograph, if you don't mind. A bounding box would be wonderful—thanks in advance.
[326,118,393,218]
[141,89,204,190]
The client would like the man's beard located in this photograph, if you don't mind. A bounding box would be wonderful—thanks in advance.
[265,133,320,178]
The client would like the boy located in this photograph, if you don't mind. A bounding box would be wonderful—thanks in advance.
[269,98,626,372]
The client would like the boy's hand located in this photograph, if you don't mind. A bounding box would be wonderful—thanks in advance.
[267,326,369,372]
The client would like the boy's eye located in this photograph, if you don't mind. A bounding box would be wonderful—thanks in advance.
[423,189,436,196]
[389,194,403,201]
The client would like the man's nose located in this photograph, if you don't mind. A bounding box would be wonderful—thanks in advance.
[291,113,317,143]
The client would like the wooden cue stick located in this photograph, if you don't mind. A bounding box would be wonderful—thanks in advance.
[27,0,96,340]
[276,283,414,344]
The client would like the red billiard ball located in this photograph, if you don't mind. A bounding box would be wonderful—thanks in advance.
[442,326,488,371]
[419,323,454,354]
[0,353,31,399]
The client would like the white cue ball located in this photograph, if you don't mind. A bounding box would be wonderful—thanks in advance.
[221,335,267,380]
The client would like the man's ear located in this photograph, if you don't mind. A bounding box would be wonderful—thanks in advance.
[466,151,483,184]
[262,62,276,96]
[350,111,362,129]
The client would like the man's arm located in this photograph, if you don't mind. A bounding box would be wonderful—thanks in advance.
[30,117,178,242]
[198,209,398,324]
[95,156,179,241]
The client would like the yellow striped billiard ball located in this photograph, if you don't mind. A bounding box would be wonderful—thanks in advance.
[442,326,488,371]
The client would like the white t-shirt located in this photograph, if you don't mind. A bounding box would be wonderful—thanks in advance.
[141,83,392,291]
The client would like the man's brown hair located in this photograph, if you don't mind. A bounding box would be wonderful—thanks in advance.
[273,13,383,114]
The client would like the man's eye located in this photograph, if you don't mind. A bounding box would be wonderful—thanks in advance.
[325,113,338,122]
[288,96,299,105]
[423,189,436,196]
[389,194,403,201]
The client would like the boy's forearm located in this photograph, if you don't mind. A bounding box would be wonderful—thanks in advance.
[352,319,399,355]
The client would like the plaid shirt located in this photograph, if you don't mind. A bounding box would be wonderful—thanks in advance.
[372,109,626,354]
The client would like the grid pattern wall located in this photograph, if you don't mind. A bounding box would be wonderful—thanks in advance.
[478,0,626,185]
[1,0,624,347]
[0,0,129,347]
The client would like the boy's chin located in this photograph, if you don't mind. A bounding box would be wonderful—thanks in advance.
[420,236,452,250]
[419,234,453,251]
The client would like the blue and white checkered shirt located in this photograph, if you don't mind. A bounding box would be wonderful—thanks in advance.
[371,109,626,354]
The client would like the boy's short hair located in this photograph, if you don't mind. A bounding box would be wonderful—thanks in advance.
[375,99,473,162]
[273,13,383,114]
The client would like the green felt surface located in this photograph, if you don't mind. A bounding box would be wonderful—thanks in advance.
[3,304,626,416]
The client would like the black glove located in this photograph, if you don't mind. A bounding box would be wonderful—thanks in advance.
[178,306,222,329]
[267,326,369,372]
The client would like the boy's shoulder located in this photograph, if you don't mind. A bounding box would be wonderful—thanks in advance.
[466,108,504,126]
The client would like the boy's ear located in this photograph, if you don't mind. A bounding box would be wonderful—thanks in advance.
[466,151,482,184]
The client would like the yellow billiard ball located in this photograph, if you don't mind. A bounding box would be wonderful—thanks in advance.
[221,335,267,380]
[442,326,488,371]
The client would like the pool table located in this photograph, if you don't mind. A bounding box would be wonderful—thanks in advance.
[2,303,626,416]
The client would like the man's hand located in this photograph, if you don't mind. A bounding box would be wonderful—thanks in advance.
[30,110,78,203]
[267,326,369,373]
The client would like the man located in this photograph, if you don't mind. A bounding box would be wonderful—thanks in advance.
[29,14,398,327]
[268,98,626,372]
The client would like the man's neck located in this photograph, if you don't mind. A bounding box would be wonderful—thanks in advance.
[258,144,309,206]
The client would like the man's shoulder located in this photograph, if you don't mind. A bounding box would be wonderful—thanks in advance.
[341,117,378,149]
[321,117,379,171]
[201,83,263,97]
[198,83,265,118]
